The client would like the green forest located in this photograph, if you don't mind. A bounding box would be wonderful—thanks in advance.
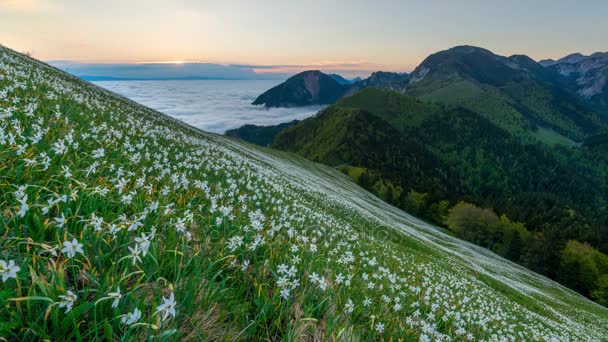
[272,88,608,305]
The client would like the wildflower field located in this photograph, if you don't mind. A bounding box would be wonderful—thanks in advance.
[1,45,607,341]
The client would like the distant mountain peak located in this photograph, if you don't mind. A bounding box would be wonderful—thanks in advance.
[253,70,407,107]
[538,59,557,67]
[558,53,586,64]
[252,70,348,107]
[443,45,496,55]
[541,51,608,111]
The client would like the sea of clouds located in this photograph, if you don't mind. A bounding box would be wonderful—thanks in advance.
[93,80,324,134]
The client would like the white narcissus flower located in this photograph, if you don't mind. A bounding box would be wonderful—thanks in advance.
[61,238,84,259]
[279,288,290,300]
[57,290,77,314]
[17,195,28,218]
[121,307,141,325]
[0,259,20,282]
[128,245,142,265]
[92,148,105,158]
[108,286,122,308]
[155,292,177,321]
[54,213,67,228]
[344,298,354,314]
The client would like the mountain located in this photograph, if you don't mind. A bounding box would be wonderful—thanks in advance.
[252,46,604,145]
[328,73,354,85]
[347,71,408,93]
[541,52,608,115]
[252,70,349,107]
[273,87,608,299]
[224,120,300,146]
[252,70,407,108]
[402,45,604,143]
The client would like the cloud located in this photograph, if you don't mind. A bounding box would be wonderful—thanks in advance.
[230,62,404,78]
[49,61,287,80]
[48,60,401,81]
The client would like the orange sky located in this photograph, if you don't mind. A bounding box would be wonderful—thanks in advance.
[1,0,606,75]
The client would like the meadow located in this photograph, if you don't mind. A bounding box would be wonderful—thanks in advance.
[1,45,607,340]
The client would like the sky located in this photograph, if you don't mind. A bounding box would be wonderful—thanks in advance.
[1,0,607,78]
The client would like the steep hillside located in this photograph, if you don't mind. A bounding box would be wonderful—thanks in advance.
[274,88,608,294]
[1,45,608,340]
[252,70,348,107]
[403,46,604,143]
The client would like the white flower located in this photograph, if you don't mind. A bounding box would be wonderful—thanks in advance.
[108,286,122,308]
[52,139,67,155]
[279,287,290,300]
[89,213,103,232]
[92,148,105,158]
[375,322,385,333]
[344,298,354,314]
[0,259,20,282]
[155,292,176,321]
[16,143,27,155]
[54,213,67,228]
[135,231,153,256]
[121,307,141,325]
[227,235,243,251]
[363,297,372,307]
[17,195,28,218]
[57,290,77,314]
[277,263,288,274]
[61,165,72,178]
[128,245,142,265]
[61,238,84,259]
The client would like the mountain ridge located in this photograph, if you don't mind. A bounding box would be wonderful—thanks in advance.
[401,45,604,143]
[270,87,608,303]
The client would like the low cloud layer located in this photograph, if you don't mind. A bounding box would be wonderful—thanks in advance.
[49,61,384,81]
[50,61,289,81]
[92,79,324,133]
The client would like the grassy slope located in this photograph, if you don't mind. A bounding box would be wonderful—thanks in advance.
[405,71,601,145]
[1,45,607,341]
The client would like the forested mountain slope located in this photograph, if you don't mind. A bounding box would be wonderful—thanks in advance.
[274,88,608,304]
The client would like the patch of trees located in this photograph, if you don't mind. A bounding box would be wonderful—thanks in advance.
[279,101,608,306]
[445,201,608,305]
[344,166,608,305]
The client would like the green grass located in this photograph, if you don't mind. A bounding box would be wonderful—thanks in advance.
[534,126,576,146]
[1,45,608,341]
